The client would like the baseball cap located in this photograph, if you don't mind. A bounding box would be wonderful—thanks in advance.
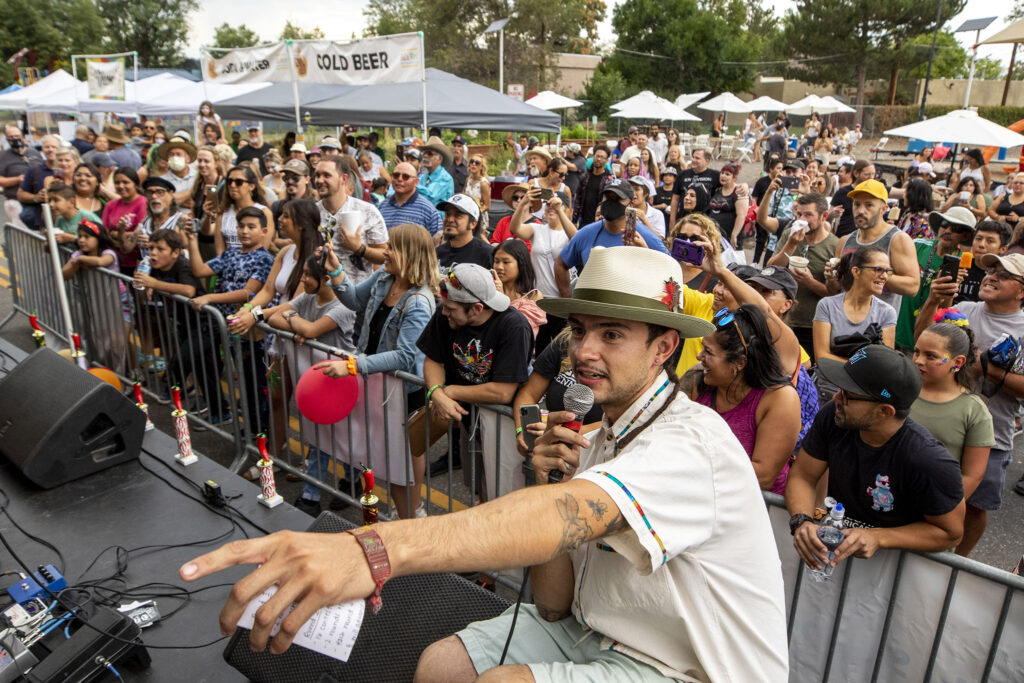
[602,179,635,201]
[836,155,855,168]
[848,179,888,202]
[247,122,262,132]
[746,266,798,299]
[282,159,310,176]
[290,142,308,154]
[783,158,805,170]
[566,142,581,153]
[917,161,936,178]
[727,262,760,279]
[441,263,509,312]
[817,345,922,410]
[438,193,481,222]
[627,126,639,134]
[91,153,115,168]
[979,252,1024,278]
[661,167,678,177]
[452,135,467,146]
[628,175,655,197]
[404,148,421,160]
[319,136,342,150]
[528,136,539,145]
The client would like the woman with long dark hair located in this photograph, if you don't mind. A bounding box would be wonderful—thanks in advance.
[897,177,936,239]
[102,166,147,275]
[204,164,273,253]
[71,162,105,214]
[939,176,990,222]
[910,315,993,556]
[690,303,801,493]
[492,238,546,339]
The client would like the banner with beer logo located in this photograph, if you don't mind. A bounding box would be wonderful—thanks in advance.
[86,57,126,100]
[202,33,423,86]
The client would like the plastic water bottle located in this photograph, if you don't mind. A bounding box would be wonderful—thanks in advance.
[133,254,151,290]
[808,503,845,582]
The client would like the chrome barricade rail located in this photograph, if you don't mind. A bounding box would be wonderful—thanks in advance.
[1,223,71,342]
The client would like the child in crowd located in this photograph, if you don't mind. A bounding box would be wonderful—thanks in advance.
[185,206,274,428]
[47,183,101,244]
[370,177,389,206]
[957,220,1011,303]
[267,254,355,516]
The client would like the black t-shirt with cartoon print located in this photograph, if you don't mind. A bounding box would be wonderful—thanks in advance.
[802,402,963,528]
[417,304,532,387]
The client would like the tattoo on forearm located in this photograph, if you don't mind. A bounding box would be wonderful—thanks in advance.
[554,494,593,556]
[605,511,629,535]
[587,499,608,520]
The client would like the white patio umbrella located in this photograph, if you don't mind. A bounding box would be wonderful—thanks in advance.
[746,95,789,112]
[675,91,710,109]
[818,96,855,114]
[610,96,700,121]
[884,109,1024,149]
[610,90,659,111]
[696,92,752,113]
[524,90,582,110]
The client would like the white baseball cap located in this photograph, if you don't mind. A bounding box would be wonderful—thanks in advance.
[438,193,481,222]
[628,175,655,197]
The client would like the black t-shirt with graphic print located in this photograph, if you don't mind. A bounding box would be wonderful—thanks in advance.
[417,304,532,387]
[801,402,963,528]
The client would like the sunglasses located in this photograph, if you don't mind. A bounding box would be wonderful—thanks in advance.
[283,173,302,183]
[227,177,250,187]
[836,388,876,404]
[942,222,972,233]
[392,173,416,180]
[511,194,525,202]
[554,171,567,178]
[441,266,486,304]
[469,160,481,166]
[713,307,748,353]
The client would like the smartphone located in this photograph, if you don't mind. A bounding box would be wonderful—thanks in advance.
[938,254,961,281]
[539,188,553,201]
[519,404,542,451]
[206,184,218,195]
[612,162,621,176]
[780,176,799,190]
[671,238,705,266]
[623,208,638,245]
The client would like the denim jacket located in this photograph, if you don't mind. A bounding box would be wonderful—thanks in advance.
[332,269,435,384]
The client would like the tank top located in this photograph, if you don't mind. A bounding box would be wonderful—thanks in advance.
[464,177,484,203]
[274,244,300,304]
[960,166,985,188]
[220,202,267,250]
[697,387,789,495]
[841,225,902,313]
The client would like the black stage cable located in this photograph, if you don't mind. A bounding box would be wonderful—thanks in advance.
[0,488,67,574]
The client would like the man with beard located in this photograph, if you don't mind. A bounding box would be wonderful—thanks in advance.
[435,194,492,269]
[270,159,313,225]
[16,134,60,228]
[136,177,187,255]
[830,160,876,238]
[668,148,720,228]
[786,345,964,573]
[0,123,42,224]
[314,157,388,285]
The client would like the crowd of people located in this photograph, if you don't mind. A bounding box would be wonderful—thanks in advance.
[2,108,1023,680]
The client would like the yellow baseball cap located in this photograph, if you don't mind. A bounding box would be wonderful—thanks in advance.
[847,179,888,202]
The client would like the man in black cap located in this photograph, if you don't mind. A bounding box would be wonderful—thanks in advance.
[270,158,313,225]
[450,135,469,193]
[786,345,964,573]
[138,177,187,251]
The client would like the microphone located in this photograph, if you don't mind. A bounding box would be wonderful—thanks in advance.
[548,383,595,483]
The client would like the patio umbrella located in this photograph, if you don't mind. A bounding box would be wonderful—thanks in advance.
[675,91,710,109]
[525,90,582,110]
[818,96,855,114]
[610,90,659,111]
[884,109,1024,149]
[696,92,752,113]
[746,95,789,112]
[611,96,700,122]
[786,94,828,115]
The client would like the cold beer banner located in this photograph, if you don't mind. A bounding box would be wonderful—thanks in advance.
[86,57,126,100]
[202,34,423,85]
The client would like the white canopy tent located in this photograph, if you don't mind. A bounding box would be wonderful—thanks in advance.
[611,96,700,121]
[138,79,272,116]
[818,96,855,114]
[746,95,788,112]
[884,109,1024,149]
[674,91,710,109]
[0,70,78,111]
[696,92,752,113]
[524,90,582,110]
[24,73,195,115]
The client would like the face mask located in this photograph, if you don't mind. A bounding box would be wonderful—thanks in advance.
[9,139,25,152]
[201,107,211,115]
[168,156,187,172]
[600,199,627,222]
[528,165,539,177]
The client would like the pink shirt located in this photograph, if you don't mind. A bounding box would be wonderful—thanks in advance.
[101,194,147,268]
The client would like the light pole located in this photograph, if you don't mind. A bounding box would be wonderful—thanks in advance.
[919,0,945,121]
[484,18,510,96]
[954,17,997,109]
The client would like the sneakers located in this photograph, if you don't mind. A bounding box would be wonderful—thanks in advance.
[428,455,461,478]
[293,496,322,516]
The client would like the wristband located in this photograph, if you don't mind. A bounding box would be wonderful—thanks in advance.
[426,384,443,404]
[252,305,265,323]
[515,426,523,435]
[328,264,344,278]
[346,526,391,614]
[241,302,254,311]
[347,355,357,376]
[355,244,367,258]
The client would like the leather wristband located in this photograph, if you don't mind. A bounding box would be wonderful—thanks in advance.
[789,513,814,536]
[346,526,391,614]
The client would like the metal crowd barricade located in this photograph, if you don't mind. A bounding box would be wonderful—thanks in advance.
[1,223,71,342]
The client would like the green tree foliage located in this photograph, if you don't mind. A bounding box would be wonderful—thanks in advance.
[974,57,1005,80]
[0,0,104,82]
[362,0,605,94]
[903,31,969,79]
[98,0,200,67]
[577,64,627,121]
[604,0,768,96]
[279,21,325,41]
[212,23,261,49]
[778,0,966,107]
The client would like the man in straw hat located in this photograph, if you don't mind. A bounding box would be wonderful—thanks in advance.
[418,135,455,207]
[102,122,142,169]
[158,134,198,197]
[179,246,789,682]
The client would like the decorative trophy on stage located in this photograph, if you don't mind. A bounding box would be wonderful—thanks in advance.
[133,382,154,432]
[171,386,197,465]
[255,433,283,508]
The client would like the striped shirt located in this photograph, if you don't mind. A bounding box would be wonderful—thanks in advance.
[379,190,443,235]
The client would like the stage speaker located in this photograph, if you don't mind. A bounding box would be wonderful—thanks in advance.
[0,348,145,489]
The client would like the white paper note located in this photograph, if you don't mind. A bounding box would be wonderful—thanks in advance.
[237,585,365,662]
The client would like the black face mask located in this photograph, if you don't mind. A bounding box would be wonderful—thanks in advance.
[9,139,25,152]
[600,199,627,222]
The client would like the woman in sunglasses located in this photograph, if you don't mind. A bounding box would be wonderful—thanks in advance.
[690,303,801,493]
[205,164,273,254]
[463,154,491,234]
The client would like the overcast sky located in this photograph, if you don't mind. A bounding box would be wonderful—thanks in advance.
[186,0,1019,72]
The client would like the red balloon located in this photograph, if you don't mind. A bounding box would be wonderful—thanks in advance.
[295,366,360,425]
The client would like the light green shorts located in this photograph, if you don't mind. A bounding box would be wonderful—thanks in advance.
[457,604,680,682]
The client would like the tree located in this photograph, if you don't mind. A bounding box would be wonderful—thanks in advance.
[577,64,627,121]
[973,57,1004,80]
[98,0,200,67]
[279,21,325,41]
[604,0,769,98]
[903,31,969,79]
[211,23,261,49]
[778,0,966,113]
[0,0,104,82]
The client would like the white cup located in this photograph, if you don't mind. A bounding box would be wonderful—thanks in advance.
[339,211,361,234]
[789,256,809,270]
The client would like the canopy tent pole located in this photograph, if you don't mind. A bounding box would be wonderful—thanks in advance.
[284,40,305,143]
[419,32,428,139]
